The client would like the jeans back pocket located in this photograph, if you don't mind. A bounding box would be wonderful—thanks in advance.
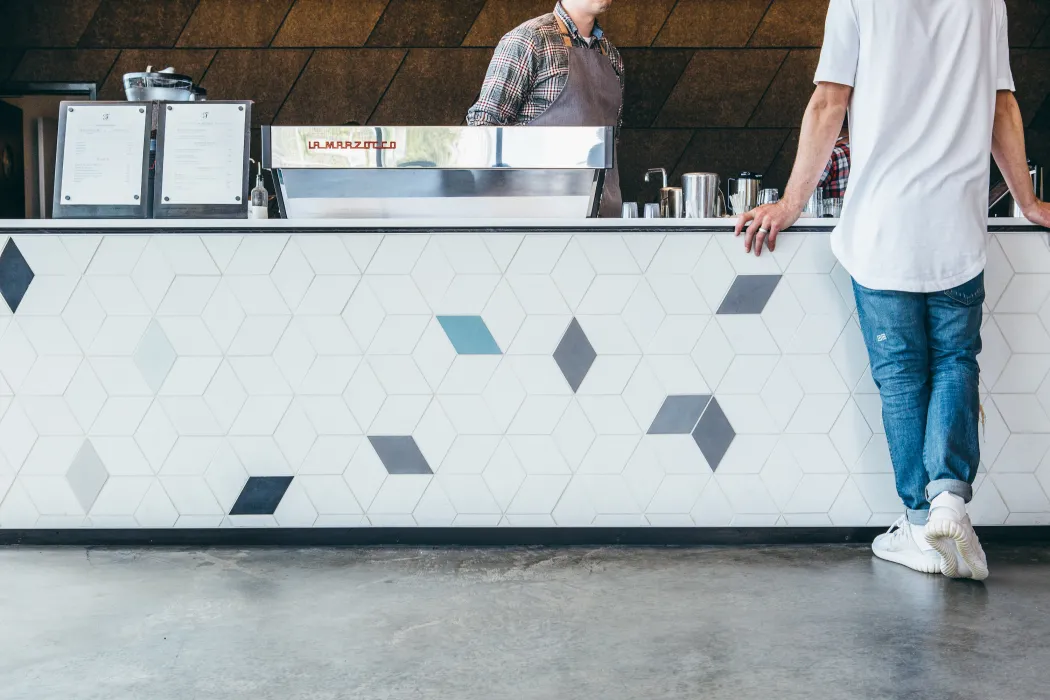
[943,272,985,307]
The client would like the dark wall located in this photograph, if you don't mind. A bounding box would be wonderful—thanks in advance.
[3,0,1050,206]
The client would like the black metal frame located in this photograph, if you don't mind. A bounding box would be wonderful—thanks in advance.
[52,101,152,219]
[0,81,97,100]
[153,100,252,219]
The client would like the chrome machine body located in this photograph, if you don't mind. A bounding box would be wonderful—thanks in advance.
[261,125,613,220]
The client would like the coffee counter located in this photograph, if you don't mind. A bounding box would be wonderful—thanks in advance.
[0,218,1046,541]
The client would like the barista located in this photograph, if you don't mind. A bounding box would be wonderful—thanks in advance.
[466,1,625,217]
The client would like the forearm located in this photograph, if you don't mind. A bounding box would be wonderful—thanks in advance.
[992,91,1037,211]
[782,85,851,212]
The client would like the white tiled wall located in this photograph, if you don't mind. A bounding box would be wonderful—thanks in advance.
[0,230,1045,528]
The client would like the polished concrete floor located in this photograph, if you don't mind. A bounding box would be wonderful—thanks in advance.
[1,545,1048,700]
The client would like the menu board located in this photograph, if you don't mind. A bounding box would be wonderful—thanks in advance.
[158,103,249,205]
[58,104,148,206]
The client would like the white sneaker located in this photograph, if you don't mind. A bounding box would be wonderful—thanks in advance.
[924,492,989,581]
[871,515,941,574]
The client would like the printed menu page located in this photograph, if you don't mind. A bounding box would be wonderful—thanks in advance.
[160,103,247,205]
[59,104,147,206]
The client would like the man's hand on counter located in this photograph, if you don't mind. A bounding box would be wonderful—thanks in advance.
[734,201,804,257]
[1022,200,1050,229]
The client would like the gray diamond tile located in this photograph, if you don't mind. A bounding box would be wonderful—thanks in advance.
[0,238,34,313]
[692,399,735,471]
[717,275,782,314]
[230,476,294,515]
[134,320,176,393]
[553,318,596,393]
[648,395,712,435]
[369,436,433,475]
[67,439,109,513]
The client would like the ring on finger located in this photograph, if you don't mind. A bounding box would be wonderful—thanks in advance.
[758,227,770,235]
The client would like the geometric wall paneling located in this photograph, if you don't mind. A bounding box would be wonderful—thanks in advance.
[80,0,202,48]
[177,0,296,48]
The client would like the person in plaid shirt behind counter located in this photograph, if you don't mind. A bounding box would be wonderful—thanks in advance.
[819,125,851,199]
[467,1,625,217]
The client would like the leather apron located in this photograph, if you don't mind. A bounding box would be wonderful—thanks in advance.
[527,16,623,218]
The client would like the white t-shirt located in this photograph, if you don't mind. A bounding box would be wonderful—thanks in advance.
[814,0,1015,293]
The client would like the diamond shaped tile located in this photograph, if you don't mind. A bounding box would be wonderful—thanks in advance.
[368,436,433,475]
[67,439,109,513]
[647,395,712,435]
[436,315,502,355]
[716,275,782,315]
[133,320,177,393]
[553,318,596,393]
[0,239,34,313]
[229,475,294,515]
[692,399,735,471]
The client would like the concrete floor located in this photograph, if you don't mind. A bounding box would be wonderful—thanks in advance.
[1,546,1048,700]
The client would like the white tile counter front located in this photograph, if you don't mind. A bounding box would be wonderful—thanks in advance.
[0,218,1045,531]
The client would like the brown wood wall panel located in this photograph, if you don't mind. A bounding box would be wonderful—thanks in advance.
[4,0,1050,195]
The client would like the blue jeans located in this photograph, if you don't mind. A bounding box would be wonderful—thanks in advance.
[852,273,983,526]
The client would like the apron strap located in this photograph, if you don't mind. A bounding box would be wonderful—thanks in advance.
[554,14,609,56]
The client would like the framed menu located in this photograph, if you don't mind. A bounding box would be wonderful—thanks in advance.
[154,101,252,219]
[53,102,152,219]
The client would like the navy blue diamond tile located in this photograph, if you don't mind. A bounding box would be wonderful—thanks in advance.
[717,275,781,315]
[230,476,294,515]
[553,318,596,393]
[692,399,735,471]
[369,436,433,474]
[648,395,712,435]
[0,238,34,313]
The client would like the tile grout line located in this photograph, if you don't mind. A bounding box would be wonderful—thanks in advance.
[649,0,682,48]
[363,0,395,48]
[267,0,301,47]
[271,49,315,125]
[745,0,776,48]
[173,0,204,48]
[744,50,790,129]
[365,50,410,125]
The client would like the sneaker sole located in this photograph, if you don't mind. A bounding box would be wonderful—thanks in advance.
[871,546,941,574]
[924,520,989,581]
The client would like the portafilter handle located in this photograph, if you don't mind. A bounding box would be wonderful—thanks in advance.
[644,168,668,189]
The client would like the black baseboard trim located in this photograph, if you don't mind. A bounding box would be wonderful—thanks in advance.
[1,526,1049,547]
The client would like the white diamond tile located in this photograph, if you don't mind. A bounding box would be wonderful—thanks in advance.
[225,235,287,275]
[175,515,224,528]
[230,357,292,395]
[438,395,502,435]
[366,236,427,274]
[716,316,780,355]
[227,276,290,316]
[785,274,853,317]
[985,236,1013,310]
[65,362,107,431]
[413,400,456,469]
[300,474,362,514]
[621,280,665,349]
[368,315,429,355]
[91,437,150,476]
[506,315,571,355]
[994,354,1050,393]
[716,474,779,514]
[506,275,570,314]
[621,359,666,431]
[647,274,710,316]
[968,480,1009,525]
[785,234,836,273]
[156,276,219,316]
[293,235,357,275]
[134,320,176,394]
[17,276,77,317]
[271,321,315,391]
[553,399,596,470]
[481,361,525,433]
[550,477,595,525]
[411,238,455,308]
[993,472,1050,512]
[342,282,386,352]
[507,235,568,274]
[578,435,638,475]
[998,233,1050,273]
[996,274,1050,313]
[367,275,429,314]
[992,434,1050,472]
[369,355,432,395]
[89,357,151,396]
[0,481,38,527]
[229,396,293,436]
[130,240,175,311]
[452,514,501,527]
[993,394,1050,433]
[830,263,856,313]
[132,481,178,527]
[650,354,709,395]
[622,440,662,510]
[782,434,846,473]
[438,355,501,395]
[829,398,872,467]
[786,394,848,434]
[297,275,359,316]
[440,435,500,474]
[825,478,872,526]
[89,316,150,356]
[299,436,361,475]
[852,472,904,513]
[22,356,81,396]
[691,318,734,388]
[200,235,241,272]
[272,479,317,527]
[717,395,779,434]
[481,280,525,352]
[61,281,105,351]
[228,437,291,476]
[89,397,151,437]
[577,275,639,315]
[623,234,663,272]
[505,355,571,396]
[690,481,734,526]
[577,396,639,435]
[12,235,76,275]
[481,234,522,272]
[161,436,221,476]
[481,439,525,510]
[20,436,80,475]
[575,315,640,355]
[157,317,222,358]
[715,434,778,474]
[88,276,151,316]
[997,314,1050,353]
[649,434,709,474]
[758,441,802,509]
[718,355,778,394]
[370,395,430,435]
[436,275,501,316]
[717,234,782,274]
[576,234,639,274]
[785,313,850,355]
[648,513,696,526]
[203,361,246,433]
[577,355,639,395]
[645,234,706,274]
[161,396,224,436]
[270,240,314,310]
[135,403,177,471]
[853,432,892,473]
[1005,513,1050,525]
[86,236,148,275]
[980,397,1010,467]
[20,317,80,357]
[21,476,82,515]
[160,476,223,515]
[582,475,640,514]
[22,396,80,436]
[61,235,101,275]
[274,402,317,469]
[339,234,381,272]
[438,473,500,514]
[507,435,571,475]
[90,476,151,516]
[155,236,216,276]
[552,239,595,310]
[508,395,570,434]
[344,363,386,432]
[829,317,868,389]
[854,392,884,434]
[299,355,358,396]
[0,322,37,390]
[759,360,803,431]
[647,314,707,355]
[693,238,736,311]
[646,474,708,514]
[786,354,848,394]
[505,474,568,515]
[369,475,430,514]
[411,318,455,391]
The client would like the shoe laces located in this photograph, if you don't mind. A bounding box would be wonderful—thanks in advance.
[885,515,913,544]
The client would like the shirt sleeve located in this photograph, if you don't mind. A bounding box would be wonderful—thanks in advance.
[466,31,538,126]
[996,1,1015,91]
[814,0,860,87]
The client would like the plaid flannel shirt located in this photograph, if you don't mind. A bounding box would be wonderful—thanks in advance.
[819,139,851,198]
[466,2,624,133]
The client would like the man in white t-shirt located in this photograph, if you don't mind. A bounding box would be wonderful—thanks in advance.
[735,0,1050,580]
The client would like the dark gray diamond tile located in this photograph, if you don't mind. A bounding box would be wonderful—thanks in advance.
[553,318,597,393]
[369,436,433,475]
[0,238,34,313]
[648,395,712,435]
[67,439,108,513]
[692,399,735,471]
[717,275,781,314]
[230,476,294,515]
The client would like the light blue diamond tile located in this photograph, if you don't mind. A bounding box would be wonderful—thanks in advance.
[134,320,176,393]
[437,316,502,355]
[67,439,109,513]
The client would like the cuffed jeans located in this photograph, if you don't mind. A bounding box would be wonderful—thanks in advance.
[852,272,983,526]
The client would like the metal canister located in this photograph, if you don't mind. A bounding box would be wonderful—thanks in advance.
[660,187,684,218]
[682,173,720,218]
[728,172,763,213]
